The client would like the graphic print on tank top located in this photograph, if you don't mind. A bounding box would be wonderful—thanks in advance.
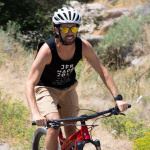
[52,64,74,86]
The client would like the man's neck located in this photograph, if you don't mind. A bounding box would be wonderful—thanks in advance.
[55,38,75,52]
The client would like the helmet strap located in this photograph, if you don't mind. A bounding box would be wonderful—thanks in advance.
[58,29,66,45]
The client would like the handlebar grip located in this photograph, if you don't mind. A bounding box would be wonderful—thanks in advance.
[115,104,131,112]
[128,104,131,108]
[32,121,36,125]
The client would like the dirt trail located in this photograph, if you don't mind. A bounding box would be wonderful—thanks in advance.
[0,61,133,150]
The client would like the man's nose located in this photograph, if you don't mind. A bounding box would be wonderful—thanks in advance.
[68,28,73,34]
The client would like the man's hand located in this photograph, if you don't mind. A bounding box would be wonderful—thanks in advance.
[33,114,47,127]
[115,100,128,112]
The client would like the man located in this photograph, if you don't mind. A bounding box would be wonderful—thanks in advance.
[25,7,128,150]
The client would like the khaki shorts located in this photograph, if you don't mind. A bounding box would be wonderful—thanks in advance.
[34,82,79,118]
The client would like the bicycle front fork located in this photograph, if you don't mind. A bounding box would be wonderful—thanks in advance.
[77,139,101,150]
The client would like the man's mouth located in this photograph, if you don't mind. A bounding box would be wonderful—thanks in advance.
[66,36,74,41]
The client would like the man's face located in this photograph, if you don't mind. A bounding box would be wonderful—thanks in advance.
[56,23,78,45]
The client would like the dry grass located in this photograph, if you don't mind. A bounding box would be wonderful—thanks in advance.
[93,0,148,8]
[0,31,35,103]
[143,24,150,54]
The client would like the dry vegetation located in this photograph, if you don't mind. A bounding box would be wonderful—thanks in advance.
[94,0,148,8]
[0,0,150,149]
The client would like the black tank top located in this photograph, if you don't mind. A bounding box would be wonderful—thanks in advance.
[37,37,82,89]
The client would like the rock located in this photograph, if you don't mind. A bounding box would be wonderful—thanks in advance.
[80,34,104,46]
[135,3,150,17]
[3,43,13,53]
[79,24,97,34]
[131,56,146,66]
[99,8,132,33]
[0,142,11,150]
[69,1,81,8]
[99,19,115,33]
[104,8,132,20]
[86,3,105,10]
[142,3,150,15]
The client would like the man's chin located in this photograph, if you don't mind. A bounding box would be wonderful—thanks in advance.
[64,40,75,45]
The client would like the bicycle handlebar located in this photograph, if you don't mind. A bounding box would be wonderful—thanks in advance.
[32,104,131,125]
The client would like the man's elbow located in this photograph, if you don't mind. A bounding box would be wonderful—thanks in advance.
[25,80,34,93]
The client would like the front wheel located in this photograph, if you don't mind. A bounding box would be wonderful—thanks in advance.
[32,127,61,150]
[32,127,47,150]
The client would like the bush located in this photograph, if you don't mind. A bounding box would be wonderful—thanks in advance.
[0,90,35,149]
[101,107,148,140]
[75,60,83,80]
[133,132,150,150]
[0,0,66,50]
[97,16,142,69]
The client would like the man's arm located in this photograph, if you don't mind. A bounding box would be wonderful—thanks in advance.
[25,43,51,126]
[81,39,128,111]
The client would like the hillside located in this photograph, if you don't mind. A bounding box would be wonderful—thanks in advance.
[1,47,150,150]
[0,0,150,149]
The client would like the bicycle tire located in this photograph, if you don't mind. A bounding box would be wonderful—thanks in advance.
[32,127,61,150]
[32,127,47,150]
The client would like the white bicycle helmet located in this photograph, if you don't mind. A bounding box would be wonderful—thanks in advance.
[52,7,81,25]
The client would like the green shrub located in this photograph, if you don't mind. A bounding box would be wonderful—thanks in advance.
[101,107,148,140]
[5,21,23,43]
[97,16,142,69]
[133,132,150,150]
[0,90,35,149]
[75,60,83,79]
[0,26,26,65]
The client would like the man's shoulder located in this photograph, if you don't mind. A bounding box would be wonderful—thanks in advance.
[80,38,92,49]
[37,37,54,52]
[80,37,94,58]
[39,43,51,55]
[45,37,55,45]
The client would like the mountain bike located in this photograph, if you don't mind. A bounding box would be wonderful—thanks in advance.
[32,104,131,150]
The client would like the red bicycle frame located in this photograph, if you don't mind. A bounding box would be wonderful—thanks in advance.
[59,121,93,150]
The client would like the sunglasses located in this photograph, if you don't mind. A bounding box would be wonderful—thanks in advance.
[59,27,79,34]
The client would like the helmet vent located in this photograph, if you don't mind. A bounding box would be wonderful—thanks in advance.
[63,13,68,20]
[76,15,79,21]
[73,13,76,20]
[68,11,71,20]
[58,14,64,20]
[54,17,60,21]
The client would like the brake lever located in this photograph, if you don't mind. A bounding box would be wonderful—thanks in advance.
[114,104,131,115]
[119,112,125,116]
[106,108,117,117]
[51,122,61,130]
[112,107,119,115]
[111,109,125,116]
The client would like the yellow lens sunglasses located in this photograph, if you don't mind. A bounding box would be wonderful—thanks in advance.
[59,27,79,34]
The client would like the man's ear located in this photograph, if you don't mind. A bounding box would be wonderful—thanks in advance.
[55,27,59,35]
